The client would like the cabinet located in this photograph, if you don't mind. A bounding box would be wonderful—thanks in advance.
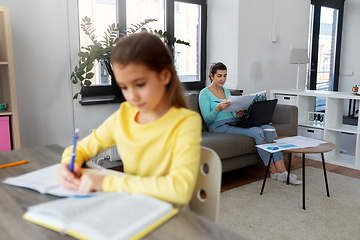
[271,89,360,168]
[0,6,20,150]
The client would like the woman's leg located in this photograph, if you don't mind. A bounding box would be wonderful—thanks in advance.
[269,160,286,175]
[212,123,284,168]
[210,122,301,184]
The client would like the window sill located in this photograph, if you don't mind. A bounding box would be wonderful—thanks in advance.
[79,85,125,106]
[79,94,125,106]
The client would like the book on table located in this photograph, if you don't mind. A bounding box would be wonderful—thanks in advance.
[23,191,178,240]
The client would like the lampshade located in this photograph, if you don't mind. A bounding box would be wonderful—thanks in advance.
[289,48,309,64]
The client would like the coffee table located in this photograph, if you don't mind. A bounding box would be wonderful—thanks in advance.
[260,137,336,210]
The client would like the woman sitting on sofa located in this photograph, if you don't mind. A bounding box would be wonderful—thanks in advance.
[198,62,301,185]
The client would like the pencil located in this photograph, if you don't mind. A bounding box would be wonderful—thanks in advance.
[0,160,29,169]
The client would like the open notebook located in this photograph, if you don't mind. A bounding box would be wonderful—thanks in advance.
[23,192,178,240]
[2,163,126,197]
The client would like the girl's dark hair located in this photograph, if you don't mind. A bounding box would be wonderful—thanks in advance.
[208,62,227,83]
[111,32,188,109]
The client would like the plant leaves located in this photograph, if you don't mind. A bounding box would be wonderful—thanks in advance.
[86,73,94,79]
[84,80,92,86]
[86,62,94,72]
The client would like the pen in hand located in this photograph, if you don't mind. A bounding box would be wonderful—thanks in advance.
[69,128,79,173]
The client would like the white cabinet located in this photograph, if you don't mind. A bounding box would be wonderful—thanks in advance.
[271,89,360,168]
[275,94,297,106]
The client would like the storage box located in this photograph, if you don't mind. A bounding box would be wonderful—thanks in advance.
[275,94,297,106]
[0,116,11,152]
[298,126,324,140]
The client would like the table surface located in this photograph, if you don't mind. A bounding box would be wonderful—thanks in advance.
[269,137,336,154]
[0,145,243,240]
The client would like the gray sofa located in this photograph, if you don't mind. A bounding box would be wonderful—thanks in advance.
[187,91,298,173]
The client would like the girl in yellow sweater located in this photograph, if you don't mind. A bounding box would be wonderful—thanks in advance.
[56,32,202,205]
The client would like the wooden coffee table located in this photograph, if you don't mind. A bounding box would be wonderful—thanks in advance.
[260,137,336,210]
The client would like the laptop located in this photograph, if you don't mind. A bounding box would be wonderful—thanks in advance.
[226,99,278,128]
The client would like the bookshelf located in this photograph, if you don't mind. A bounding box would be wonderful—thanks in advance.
[271,89,360,169]
[0,6,20,149]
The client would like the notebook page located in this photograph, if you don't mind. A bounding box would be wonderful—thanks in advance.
[68,193,173,240]
[3,164,127,197]
[26,192,129,223]
[3,164,61,194]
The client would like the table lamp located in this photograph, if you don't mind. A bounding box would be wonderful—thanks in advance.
[289,48,309,90]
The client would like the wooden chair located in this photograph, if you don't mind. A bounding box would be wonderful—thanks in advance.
[189,147,222,223]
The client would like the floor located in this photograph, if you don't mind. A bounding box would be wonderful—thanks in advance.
[221,156,360,192]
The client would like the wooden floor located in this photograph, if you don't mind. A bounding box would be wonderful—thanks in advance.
[221,156,360,192]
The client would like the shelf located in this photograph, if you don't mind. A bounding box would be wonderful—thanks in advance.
[0,110,12,116]
[0,6,20,150]
[298,121,324,129]
[326,124,358,134]
[326,154,358,168]
[271,89,360,169]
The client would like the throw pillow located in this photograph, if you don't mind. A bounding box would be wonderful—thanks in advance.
[241,90,267,120]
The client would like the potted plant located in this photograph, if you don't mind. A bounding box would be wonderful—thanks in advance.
[70,16,190,100]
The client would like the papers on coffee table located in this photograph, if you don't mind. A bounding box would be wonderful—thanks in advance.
[256,136,327,153]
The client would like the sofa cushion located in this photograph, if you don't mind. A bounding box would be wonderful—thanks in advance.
[201,132,257,159]
[242,90,267,120]
[188,92,209,131]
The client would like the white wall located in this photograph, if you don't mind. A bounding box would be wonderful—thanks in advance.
[208,0,310,95]
[338,0,360,92]
[1,0,359,149]
[206,0,239,89]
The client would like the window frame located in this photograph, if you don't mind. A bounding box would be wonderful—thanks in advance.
[308,0,345,91]
[79,0,207,105]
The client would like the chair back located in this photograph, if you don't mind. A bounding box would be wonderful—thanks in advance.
[189,147,222,223]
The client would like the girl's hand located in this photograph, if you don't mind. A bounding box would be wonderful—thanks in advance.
[77,173,105,193]
[56,163,81,190]
[215,101,231,112]
[236,109,244,118]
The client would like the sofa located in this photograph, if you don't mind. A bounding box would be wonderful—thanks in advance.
[187,91,298,173]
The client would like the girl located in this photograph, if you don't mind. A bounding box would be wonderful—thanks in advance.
[57,32,202,205]
[198,62,301,185]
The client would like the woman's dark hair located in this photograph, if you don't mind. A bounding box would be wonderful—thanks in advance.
[111,32,188,109]
[208,62,227,83]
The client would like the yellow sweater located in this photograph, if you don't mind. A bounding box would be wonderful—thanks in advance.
[61,102,202,205]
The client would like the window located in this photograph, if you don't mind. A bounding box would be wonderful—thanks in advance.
[78,0,207,105]
[307,0,344,92]
[78,0,116,86]
[307,0,344,111]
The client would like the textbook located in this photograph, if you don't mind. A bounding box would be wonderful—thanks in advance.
[3,163,126,197]
[23,192,178,240]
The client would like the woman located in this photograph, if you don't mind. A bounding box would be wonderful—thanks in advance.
[56,32,202,205]
[198,62,301,185]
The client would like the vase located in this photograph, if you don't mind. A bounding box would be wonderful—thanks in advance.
[111,75,124,99]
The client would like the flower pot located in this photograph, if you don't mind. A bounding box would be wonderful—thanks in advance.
[111,75,124,99]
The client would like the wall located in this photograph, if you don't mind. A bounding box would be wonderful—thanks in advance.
[338,0,360,92]
[208,0,310,95]
[206,0,239,89]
